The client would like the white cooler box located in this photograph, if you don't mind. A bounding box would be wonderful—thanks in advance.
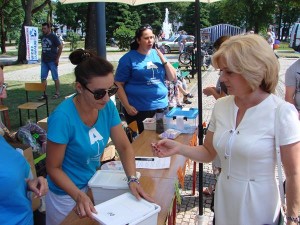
[92,192,161,225]
[88,170,141,205]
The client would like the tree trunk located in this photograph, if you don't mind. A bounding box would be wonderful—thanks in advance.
[0,9,6,54]
[85,3,97,52]
[18,0,51,64]
[17,0,33,64]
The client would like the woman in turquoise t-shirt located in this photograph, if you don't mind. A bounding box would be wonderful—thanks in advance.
[45,49,152,225]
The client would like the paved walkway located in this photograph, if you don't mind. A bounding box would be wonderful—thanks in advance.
[1,49,298,225]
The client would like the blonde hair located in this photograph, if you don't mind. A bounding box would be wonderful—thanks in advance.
[211,34,279,93]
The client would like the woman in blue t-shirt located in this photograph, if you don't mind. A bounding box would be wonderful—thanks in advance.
[45,49,152,225]
[115,24,177,133]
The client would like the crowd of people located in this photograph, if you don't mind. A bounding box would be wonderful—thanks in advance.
[0,23,300,225]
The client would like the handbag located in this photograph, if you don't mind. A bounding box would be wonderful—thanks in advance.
[275,102,287,225]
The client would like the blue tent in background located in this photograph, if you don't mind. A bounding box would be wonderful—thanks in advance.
[202,24,245,42]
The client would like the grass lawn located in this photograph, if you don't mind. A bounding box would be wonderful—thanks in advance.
[3,73,76,131]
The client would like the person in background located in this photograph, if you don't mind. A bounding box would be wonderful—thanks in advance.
[203,36,230,100]
[0,65,7,125]
[179,38,187,53]
[152,34,300,225]
[267,32,274,49]
[165,79,193,108]
[285,58,300,118]
[39,22,63,100]
[0,64,48,225]
[267,27,276,49]
[115,24,176,133]
[45,49,152,225]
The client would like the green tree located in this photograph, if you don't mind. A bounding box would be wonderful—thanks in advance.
[55,2,87,33]
[106,3,140,41]
[135,4,162,35]
[113,25,135,50]
[0,0,23,53]
[181,3,210,35]
[218,0,274,33]
[275,0,300,40]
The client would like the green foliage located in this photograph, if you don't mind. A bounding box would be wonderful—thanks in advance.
[66,31,81,51]
[113,25,135,51]
[181,3,210,35]
[55,2,88,34]
[106,3,140,41]
[135,4,162,35]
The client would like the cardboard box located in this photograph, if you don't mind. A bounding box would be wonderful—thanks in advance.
[23,147,41,211]
[37,117,48,131]
[88,170,141,205]
[92,192,161,225]
[100,145,116,163]
[166,107,198,133]
[9,143,41,211]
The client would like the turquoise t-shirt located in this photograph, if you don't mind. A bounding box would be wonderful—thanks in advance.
[47,97,121,195]
[0,136,33,225]
[115,49,168,111]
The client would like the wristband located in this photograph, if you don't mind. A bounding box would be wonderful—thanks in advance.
[162,61,167,66]
[286,216,299,223]
[127,176,140,185]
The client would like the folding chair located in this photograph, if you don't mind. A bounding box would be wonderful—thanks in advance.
[124,121,139,143]
[18,83,49,126]
[0,99,10,129]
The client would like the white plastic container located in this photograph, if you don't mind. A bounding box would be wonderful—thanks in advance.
[88,170,141,205]
[92,192,161,225]
[143,117,167,131]
[142,118,156,130]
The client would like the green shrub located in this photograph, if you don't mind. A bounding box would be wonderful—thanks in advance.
[66,31,80,51]
[113,25,134,51]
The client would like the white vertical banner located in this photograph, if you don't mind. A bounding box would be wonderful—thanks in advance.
[24,26,39,62]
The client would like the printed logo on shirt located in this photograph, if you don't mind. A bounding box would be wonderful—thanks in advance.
[88,128,104,162]
[146,61,161,85]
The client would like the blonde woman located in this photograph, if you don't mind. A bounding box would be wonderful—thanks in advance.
[152,34,300,225]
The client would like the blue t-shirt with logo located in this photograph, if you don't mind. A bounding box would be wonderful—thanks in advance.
[47,97,121,195]
[0,136,33,225]
[115,49,168,111]
[41,32,61,62]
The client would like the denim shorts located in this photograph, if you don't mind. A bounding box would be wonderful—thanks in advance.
[41,61,59,81]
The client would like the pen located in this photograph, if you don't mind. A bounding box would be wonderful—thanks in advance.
[135,157,155,161]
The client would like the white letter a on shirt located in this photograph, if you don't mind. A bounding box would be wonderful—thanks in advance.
[89,128,103,145]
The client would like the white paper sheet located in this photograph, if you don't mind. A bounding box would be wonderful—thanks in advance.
[135,157,171,169]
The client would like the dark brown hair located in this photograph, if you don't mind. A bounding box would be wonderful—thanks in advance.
[69,49,114,86]
[130,24,153,50]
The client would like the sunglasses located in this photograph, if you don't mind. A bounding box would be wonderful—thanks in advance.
[83,83,119,100]
[139,24,152,31]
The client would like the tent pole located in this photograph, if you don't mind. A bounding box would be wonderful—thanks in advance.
[195,0,204,218]
[96,2,107,58]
